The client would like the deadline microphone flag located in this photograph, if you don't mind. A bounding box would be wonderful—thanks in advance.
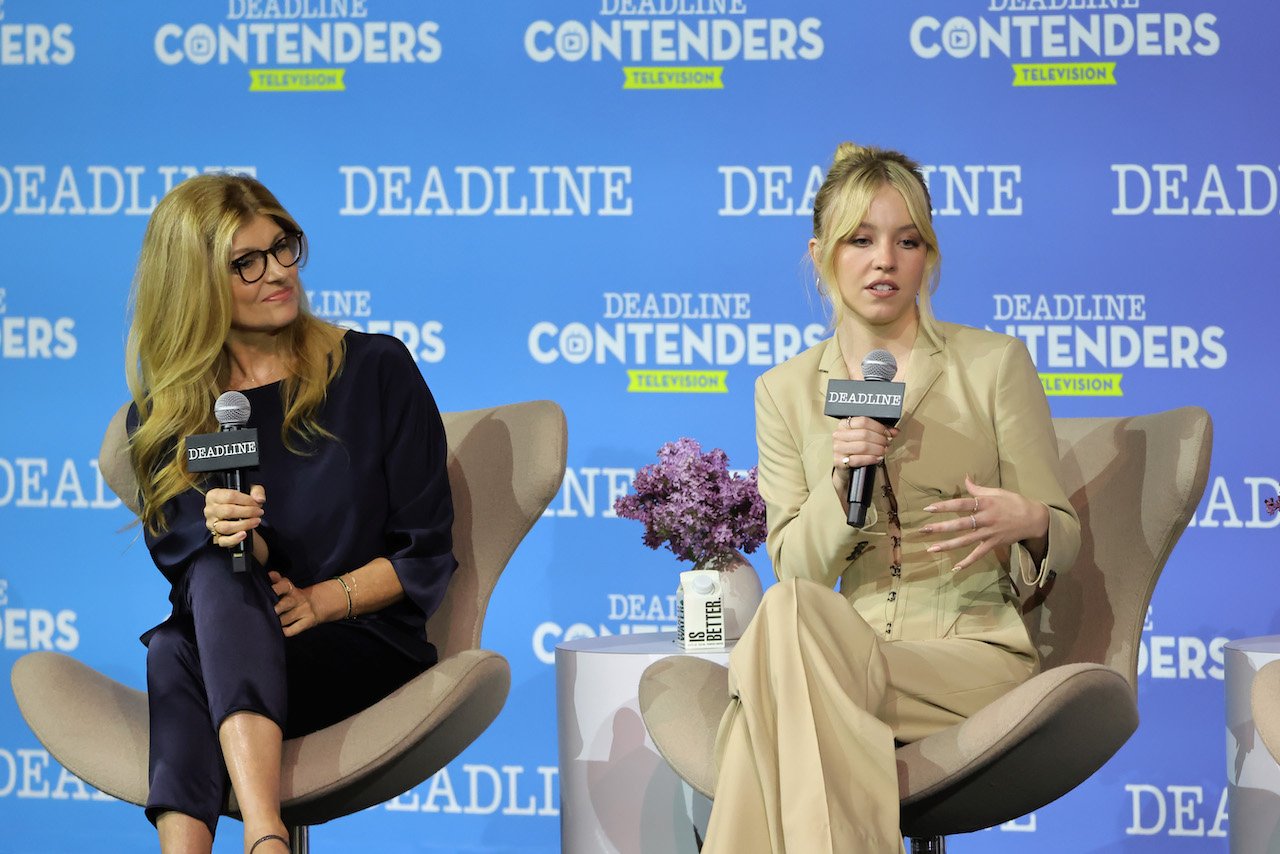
[186,391,260,573]
[823,349,904,527]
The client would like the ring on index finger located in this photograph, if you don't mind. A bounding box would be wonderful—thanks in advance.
[973,497,980,512]
[970,514,977,530]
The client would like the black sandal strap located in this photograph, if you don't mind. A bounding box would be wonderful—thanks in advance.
[249,834,289,854]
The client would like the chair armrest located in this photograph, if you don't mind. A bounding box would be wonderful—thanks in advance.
[898,662,1137,837]
[11,648,512,827]
[273,648,511,825]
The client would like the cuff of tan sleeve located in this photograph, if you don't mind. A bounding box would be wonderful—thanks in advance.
[770,480,876,589]
[1016,505,1070,588]
[1014,541,1046,588]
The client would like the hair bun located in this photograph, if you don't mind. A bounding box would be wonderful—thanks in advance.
[833,142,872,165]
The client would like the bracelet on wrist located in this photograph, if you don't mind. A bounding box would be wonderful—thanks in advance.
[333,575,354,620]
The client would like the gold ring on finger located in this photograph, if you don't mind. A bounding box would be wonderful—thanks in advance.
[973,497,980,512]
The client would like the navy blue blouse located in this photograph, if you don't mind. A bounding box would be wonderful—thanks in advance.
[135,331,457,658]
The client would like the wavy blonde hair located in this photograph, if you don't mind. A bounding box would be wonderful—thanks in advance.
[810,142,942,331]
[126,174,345,534]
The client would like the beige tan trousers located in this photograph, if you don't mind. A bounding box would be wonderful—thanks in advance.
[703,579,1035,854]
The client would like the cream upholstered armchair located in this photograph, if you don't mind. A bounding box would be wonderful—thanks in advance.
[639,406,1213,852]
[10,399,567,854]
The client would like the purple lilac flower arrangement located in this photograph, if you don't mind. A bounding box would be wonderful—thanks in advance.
[613,437,767,566]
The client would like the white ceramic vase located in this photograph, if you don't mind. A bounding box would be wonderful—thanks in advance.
[695,550,764,640]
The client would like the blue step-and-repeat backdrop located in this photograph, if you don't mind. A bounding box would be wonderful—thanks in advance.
[3,1,1278,851]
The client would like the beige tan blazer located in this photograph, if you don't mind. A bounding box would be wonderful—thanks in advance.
[754,320,1080,659]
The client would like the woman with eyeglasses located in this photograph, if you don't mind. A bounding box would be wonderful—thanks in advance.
[125,174,456,854]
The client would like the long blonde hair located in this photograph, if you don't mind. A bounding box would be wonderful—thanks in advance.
[126,174,345,533]
[810,142,942,331]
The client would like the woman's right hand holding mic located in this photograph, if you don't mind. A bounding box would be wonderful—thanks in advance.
[204,484,269,566]
[831,416,897,495]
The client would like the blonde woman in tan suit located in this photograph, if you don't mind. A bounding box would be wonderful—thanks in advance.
[702,144,1081,853]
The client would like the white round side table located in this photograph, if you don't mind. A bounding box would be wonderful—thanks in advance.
[1225,635,1280,853]
[555,631,731,854]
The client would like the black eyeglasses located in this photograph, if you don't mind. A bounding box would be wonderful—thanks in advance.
[229,231,306,284]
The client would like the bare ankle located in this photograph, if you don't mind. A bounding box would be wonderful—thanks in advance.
[246,830,290,854]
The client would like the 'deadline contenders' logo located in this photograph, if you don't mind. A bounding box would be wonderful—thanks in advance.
[0,578,80,653]
[989,292,1226,397]
[908,0,1220,88]
[308,288,445,364]
[717,162,1025,217]
[153,0,441,92]
[0,288,77,359]
[529,291,825,393]
[0,0,76,66]
[524,1,823,90]
[532,589,677,664]
[0,164,257,217]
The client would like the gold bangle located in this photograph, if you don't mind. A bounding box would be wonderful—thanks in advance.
[333,575,353,620]
[347,571,360,616]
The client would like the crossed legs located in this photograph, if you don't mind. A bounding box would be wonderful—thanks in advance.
[146,550,289,852]
[145,550,431,852]
[703,578,900,854]
[702,579,1036,854]
[156,713,289,854]
[149,706,289,854]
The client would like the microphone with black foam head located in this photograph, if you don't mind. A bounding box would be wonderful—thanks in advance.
[186,391,260,573]
[823,349,905,527]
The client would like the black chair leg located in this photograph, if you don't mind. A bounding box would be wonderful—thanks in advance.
[290,825,310,854]
[909,837,946,854]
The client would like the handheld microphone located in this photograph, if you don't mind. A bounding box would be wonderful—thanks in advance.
[823,349,904,527]
[186,391,260,573]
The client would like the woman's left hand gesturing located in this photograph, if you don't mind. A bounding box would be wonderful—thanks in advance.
[269,570,344,637]
[918,476,1049,573]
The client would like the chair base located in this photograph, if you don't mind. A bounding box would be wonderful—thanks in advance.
[909,836,945,854]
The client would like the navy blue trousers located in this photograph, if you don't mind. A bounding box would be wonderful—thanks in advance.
[143,551,433,835]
